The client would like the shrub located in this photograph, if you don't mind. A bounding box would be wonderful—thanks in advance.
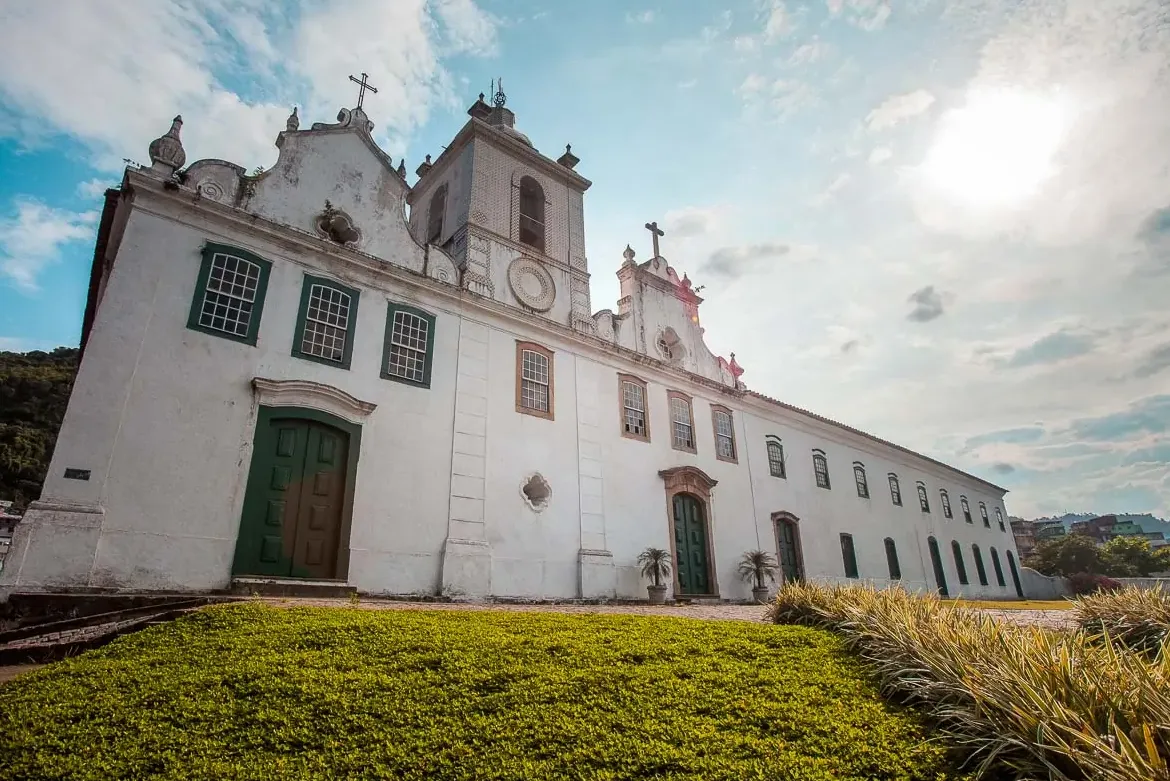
[1068,572,1122,596]
[1075,585,1170,656]
[0,603,969,780]
[767,581,1170,781]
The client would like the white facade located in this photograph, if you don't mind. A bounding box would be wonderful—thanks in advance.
[0,95,1023,602]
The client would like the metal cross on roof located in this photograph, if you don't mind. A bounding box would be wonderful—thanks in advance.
[348,72,378,109]
[644,221,664,258]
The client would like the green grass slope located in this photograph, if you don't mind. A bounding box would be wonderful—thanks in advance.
[0,603,969,780]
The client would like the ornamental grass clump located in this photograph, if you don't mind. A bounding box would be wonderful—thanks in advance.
[1074,585,1170,656]
[767,581,1170,781]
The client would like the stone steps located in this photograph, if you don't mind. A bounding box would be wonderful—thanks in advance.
[231,577,356,599]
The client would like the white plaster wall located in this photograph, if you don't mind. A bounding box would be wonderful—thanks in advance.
[246,130,422,272]
[26,207,459,593]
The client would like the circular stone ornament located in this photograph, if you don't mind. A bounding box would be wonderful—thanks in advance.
[508,257,556,311]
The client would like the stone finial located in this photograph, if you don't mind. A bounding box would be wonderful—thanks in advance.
[415,153,433,179]
[557,143,580,170]
[148,115,186,172]
[622,244,636,266]
[396,159,407,178]
[286,106,299,131]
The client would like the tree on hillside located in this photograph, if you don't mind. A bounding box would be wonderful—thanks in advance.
[0,347,79,511]
[1101,536,1163,577]
[1024,534,1103,577]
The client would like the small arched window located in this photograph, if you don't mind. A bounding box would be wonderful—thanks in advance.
[995,507,1005,531]
[426,184,447,244]
[972,544,988,586]
[917,482,930,513]
[952,540,968,585]
[812,450,830,490]
[518,176,545,252]
[766,437,786,478]
[888,473,902,506]
[940,490,952,519]
[979,502,990,528]
[960,496,972,524]
[853,462,869,498]
[884,537,901,580]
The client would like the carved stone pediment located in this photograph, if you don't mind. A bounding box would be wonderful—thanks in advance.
[252,378,376,423]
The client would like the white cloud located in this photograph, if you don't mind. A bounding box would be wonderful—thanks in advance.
[866,89,935,131]
[809,173,851,206]
[786,38,830,66]
[625,10,655,24]
[76,178,114,200]
[733,36,761,54]
[868,146,893,165]
[0,0,499,172]
[763,1,793,42]
[0,198,98,290]
[826,0,891,31]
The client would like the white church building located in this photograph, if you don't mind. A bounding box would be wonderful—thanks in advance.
[0,84,1024,602]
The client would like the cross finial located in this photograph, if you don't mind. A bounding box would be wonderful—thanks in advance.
[348,72,378,109]
[644,221,665,258]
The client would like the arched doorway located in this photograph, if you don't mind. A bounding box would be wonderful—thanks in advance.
[772,512,804,583]
[927,536,948,596]
[673,493,710,594]
[233,406,362,580]
[659,466,718,597]
[1005,550,1024,598]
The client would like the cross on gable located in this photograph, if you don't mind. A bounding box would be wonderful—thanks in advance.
[644,221,664,258]
[348,72,378,109]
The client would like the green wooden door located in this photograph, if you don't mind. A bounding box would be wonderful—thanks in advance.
[234,417,350,579]
[776,519,803,583]
[673,493,711,595]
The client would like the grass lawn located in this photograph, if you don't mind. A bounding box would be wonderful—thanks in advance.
[944,599,1072,610]
[0,603,970,780]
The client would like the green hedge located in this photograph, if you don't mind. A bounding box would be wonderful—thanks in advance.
[0,603,969,780]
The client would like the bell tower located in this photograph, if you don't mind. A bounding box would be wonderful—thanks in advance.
[407,83,595,333]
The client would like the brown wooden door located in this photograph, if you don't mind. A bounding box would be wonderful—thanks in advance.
[234,417,349,579]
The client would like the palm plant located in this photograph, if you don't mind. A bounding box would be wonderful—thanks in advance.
[738,550,779,590]
[638,547,672,588]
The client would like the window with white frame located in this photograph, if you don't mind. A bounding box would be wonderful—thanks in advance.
[766,437,786,478]
[917,482,930,513]
[888,473,902,506]
[292,275,360,369]
[670,393,695,452]
[996,507,1005,531]
[961,496,972,523]
[382,303,435,387]
[620,376,649,440]
[712,407,736,462]
[980,502,990,528]
[813,450,831,489]
[853,462,869,498]
[940,490,953,519]
[517,343,553,418]
[197,252,264,338]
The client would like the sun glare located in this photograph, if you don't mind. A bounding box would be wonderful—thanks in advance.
[922,89,1069,208]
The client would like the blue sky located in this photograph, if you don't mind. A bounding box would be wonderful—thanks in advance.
[1,0,1168,521]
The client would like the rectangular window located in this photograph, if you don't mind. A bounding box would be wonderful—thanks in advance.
[813,453,831,489]
[669,393,696,452]
[712,406,737,462]
[186,243,272,346]
[888,474,902,506]
[854,464,869,498]
[516,341,554,420]
[840,533,859,579]
[381,303,435,387]
[767,439,786,478]
[619,375,649,441]
[291,275,360,369]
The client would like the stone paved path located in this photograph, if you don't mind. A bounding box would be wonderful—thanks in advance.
[257,597,1077,630]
